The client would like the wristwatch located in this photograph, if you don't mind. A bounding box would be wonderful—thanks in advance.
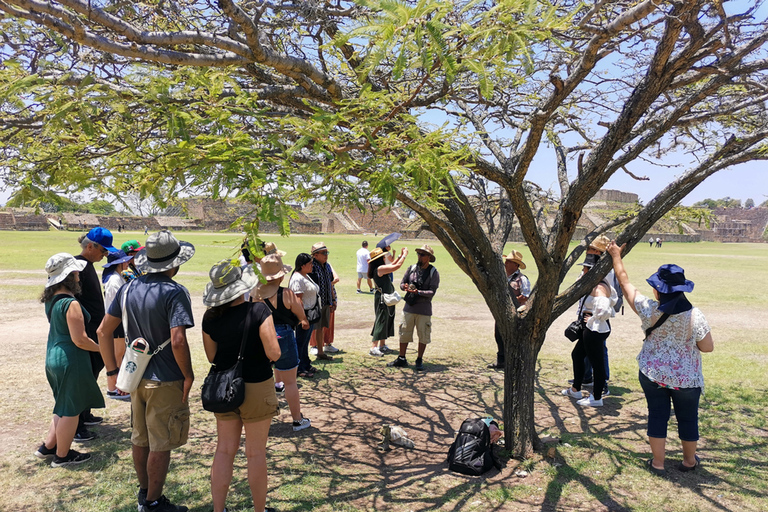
[106,368,120,377]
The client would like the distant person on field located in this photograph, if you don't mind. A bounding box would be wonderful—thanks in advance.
[488,251,530,369]
[75,227,117,439]
[656,237,661,248]
[608,241,713,477]
[649,236,654,248]
[97,230,195,512]
[34,253,105,468]
[387,245,439,371]
[201,260,281,512]
[356,241,373,293]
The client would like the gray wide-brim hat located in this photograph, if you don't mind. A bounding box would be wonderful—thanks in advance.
[45,252,87,288]
[134,230,195,273]
[203,260,260,307]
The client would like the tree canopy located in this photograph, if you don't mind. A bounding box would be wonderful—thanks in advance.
[1,0,767,456]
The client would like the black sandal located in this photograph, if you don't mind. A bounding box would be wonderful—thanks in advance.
[677,455,700,472]
[647,459,666,477]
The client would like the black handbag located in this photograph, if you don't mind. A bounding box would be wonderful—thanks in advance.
[564,299,585,342]
[304,275,322,324]
[201,305,252,413]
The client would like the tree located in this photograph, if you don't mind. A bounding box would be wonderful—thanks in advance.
[745,198,755,208]
[84,199,116,215]
[1,0,767,457]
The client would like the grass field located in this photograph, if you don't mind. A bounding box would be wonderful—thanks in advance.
[0,230,766,511]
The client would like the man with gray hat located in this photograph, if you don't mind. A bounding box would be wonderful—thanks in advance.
[387,245,440,371]
[97,230,195,512]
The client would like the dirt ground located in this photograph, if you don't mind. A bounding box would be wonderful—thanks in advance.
[0,277,762,511]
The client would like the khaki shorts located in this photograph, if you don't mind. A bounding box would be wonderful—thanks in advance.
[131,379,189,452]
[398,312,432,345]
[319,304,333,329]
[215,377,280,423]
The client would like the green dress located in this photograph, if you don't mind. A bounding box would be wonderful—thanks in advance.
[45,296,105,417]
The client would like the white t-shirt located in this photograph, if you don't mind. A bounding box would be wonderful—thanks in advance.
[356,247,370,273]
[103,272,125,311]
[289,272,319,309]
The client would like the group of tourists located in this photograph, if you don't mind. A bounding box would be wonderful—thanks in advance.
[35,226,713,512]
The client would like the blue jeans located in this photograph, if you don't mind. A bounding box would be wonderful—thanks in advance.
[274,324,299,371]
[639,371,701,441]
[295,322,315,373]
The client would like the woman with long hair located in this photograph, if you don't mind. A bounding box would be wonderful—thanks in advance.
[608,241,713,476]
[34,253,105,467]
[289,253,320,378]
[202,259,281,512]
[254,254,311,431]
[367,245,408,356]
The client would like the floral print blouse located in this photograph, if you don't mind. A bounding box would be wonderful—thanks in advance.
[635,293,710,389]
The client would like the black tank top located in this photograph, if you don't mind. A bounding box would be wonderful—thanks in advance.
[265,287,298,327]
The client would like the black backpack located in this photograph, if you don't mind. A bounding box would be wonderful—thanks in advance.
[447,418,501,476]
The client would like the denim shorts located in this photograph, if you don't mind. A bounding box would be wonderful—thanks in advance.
[274,324,299,371]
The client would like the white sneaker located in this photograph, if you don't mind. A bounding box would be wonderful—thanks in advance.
[561,388,582,399]
[309,347,318,356]
[380,345,392,353]
[292,416,311,432]
[369,347,383,357]
[576,394,603,407]
[324,345,339,353]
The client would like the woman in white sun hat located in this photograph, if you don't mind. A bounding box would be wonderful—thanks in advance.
[34,253,105,468]
[202,259,282,512]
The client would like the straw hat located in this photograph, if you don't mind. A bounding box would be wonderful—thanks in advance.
[311,242,327,255]
[368,247,389,263]
[134,230,195,273]
[646,264,694,294]
[415,244,436,262]
[264,241,287,257]
[504,250,526,270]
[252,254,292,300]
[203,260,260,307]
[45,253,87,288]
[589,235,611,253]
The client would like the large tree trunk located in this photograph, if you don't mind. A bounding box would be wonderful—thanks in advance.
[500,314,546,458]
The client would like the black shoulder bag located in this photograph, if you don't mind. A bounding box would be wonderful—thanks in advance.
[644,313,670,340]
[564,298,586,342]
[201,305,253,413]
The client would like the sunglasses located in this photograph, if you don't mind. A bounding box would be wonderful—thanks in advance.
[316,251,329,255]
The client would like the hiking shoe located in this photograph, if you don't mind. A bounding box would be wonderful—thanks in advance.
[561,388,582,399]
[138,488,148,510]
[324,344,340,353]
[292,416,311,432]
[387,356,408,368]
[275,382,285,393]
[380,345,392,353]
[309,347,318,356]
[414,359,425,371]
[576,394,603,407]
[73,429,96,442]
[369,347,383,357]
[140,495,188,512]
[83,414,103,426]
[51,450,91,468]
[34,443,56,461]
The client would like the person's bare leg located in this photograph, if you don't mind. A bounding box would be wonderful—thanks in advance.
[312,328,326,357]
[244,418,272,512]
[416,342,427,360]
[356,276,362,291]
[44,416,58,450]
[54,416,79,457]
[648,436,666,470]
[211,419,242,512]
[274,368,301,421]
[133,444,150,491]
[681,440,698,468]
[367,278,373,291]
[398,343,408,358]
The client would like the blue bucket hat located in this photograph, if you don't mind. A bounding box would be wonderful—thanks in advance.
[102,250,134,268]
[646,264,694,294]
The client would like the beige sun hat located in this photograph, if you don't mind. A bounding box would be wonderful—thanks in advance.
[203,260,260,307]
[589,235,611,253]
[252,253,292,300]
[503,250,527,270]
[45,253,87,288]
[415,244,436,262]
[263,241,287,257]
[134,230,195,273]
[311,241,327,255]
